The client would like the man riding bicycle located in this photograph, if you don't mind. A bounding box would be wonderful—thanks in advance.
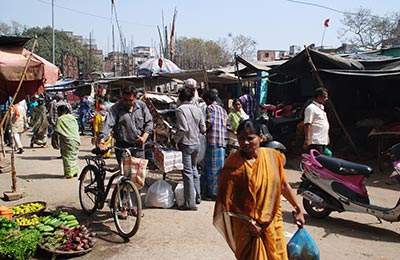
[97,85,154,162]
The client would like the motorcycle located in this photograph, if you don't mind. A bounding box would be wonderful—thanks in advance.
[298,143,400,222]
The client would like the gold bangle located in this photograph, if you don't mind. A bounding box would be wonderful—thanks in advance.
[293,204,300,211]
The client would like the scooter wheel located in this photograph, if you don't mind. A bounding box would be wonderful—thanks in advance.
[302,198,332,218]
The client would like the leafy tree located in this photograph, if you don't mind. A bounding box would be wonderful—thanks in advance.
[339,7,400,50]
[1,22,102,79]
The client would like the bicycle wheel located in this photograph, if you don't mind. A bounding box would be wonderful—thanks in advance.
[79,165,100,215]
[111,180,142,238]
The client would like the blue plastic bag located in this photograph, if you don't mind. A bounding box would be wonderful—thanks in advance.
[287,227,320,260]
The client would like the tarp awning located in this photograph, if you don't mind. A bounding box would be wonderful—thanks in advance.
[269,47,364,78]
[269,47,400,80]
[0,40,60,104]
[235,55,271,72]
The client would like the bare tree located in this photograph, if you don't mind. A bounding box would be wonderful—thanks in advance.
[231,34,257,60]
[339,7,400,49]
[0,21,25,36]
[174,37,230,70]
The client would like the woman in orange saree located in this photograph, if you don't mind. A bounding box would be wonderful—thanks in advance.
[213,119,305,260]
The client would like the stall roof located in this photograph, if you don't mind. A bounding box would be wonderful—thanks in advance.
[235,55,271,72]
[269,47,364,78]
[94,75,173,90]
[270,47,400,79]
[0,36,31,47]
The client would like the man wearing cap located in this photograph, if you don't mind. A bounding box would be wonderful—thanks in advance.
[177,78,207,118]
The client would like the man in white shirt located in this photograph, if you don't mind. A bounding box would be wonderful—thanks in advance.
[303,88,329,154]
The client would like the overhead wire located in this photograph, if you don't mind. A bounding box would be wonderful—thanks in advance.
[35,0,156,28]
[286,0,397,20]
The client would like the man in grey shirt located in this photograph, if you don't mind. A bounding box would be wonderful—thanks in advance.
[97,85,153,162]
[173,88,206,210]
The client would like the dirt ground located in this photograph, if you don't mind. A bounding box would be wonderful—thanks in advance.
[0,132,399,260]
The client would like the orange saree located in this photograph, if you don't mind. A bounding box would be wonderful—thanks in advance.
[213,148,288,260]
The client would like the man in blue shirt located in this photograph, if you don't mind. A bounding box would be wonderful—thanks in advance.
[78,95,91,135]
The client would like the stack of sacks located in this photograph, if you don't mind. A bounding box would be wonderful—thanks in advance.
[154,146,183,172]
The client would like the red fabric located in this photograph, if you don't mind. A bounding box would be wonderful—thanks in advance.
[382,123,400,133]
[324,18,330,27]
[0,46,60,104]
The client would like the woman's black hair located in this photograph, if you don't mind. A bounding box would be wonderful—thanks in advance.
[57,105,70,114]
[179,87,194,102]
[233,98,242,105]
[236,119,262,136]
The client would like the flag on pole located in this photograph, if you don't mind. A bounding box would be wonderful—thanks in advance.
[169,9,177,56]
[324,18,330,28]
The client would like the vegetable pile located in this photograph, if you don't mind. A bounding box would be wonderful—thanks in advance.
[0,217,42,260]
[0,206,96,259]
[12,202,45,215]
[36,209,79,234]
[40,225,96,252]
[14,214,41,227]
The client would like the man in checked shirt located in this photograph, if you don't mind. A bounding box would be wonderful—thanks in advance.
[201,90,229,200]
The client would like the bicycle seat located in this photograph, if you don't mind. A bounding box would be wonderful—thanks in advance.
[91,147,109,156]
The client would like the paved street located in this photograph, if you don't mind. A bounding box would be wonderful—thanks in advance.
[0,131,399,260]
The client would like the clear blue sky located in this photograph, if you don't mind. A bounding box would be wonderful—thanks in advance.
[1,0,399,56]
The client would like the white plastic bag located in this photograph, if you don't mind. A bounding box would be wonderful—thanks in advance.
[174,183,195,207]
[145,180,174,208]
[174,183,185,207]
[197,134,207,164]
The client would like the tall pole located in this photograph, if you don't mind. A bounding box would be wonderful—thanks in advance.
[52,0,55,64]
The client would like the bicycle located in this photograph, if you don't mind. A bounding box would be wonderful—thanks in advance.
[78,146,143,238]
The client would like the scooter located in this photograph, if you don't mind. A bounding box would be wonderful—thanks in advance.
[297,143,400,222]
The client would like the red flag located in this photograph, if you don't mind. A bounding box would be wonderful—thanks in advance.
[324,18,330,27]
[169,9,177,56]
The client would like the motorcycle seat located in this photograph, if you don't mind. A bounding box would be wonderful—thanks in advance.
[316,155,373,177]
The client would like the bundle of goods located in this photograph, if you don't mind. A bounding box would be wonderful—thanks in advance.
[153,146,183,172]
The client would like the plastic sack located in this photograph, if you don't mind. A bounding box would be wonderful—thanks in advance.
[174,183,185,207]
[287,227,320,260]
[197,134,207,164]
[122,156,148,189]
[174,183,195,207]
[145,180,174,208]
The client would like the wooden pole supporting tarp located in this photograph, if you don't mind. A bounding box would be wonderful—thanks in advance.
[0,38,38,130]
[304,46,360,157]
[0,37,38,193]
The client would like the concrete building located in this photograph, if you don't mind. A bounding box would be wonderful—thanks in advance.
[257,49,289,61]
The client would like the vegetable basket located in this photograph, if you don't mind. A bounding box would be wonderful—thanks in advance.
[11,201,47,218]
[38,243,93,257]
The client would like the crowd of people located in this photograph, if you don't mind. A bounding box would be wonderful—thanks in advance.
[0,80,324,259]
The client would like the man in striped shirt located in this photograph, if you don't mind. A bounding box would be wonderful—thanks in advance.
[201,90,229,200]
[239,86,257,120]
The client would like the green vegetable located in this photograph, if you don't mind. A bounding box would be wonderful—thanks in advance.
[0,228,43,260]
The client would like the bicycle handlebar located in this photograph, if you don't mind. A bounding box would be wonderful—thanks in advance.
[92,141,157,156]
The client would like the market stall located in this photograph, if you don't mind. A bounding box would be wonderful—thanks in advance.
[0,202,96,259]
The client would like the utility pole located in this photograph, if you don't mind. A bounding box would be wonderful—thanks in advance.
[52,0,55,65]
